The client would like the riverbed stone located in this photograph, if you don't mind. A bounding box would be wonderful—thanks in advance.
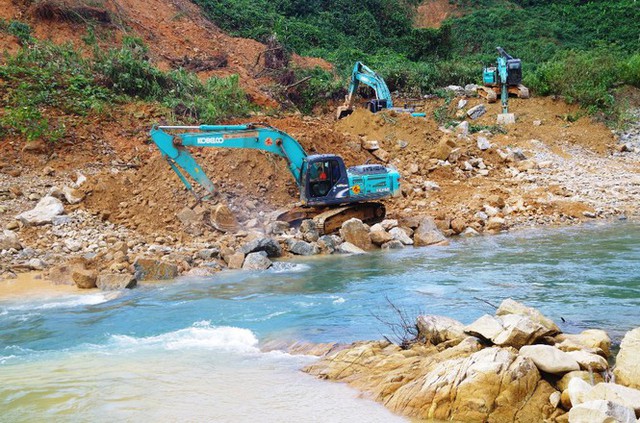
[555,329,611,357]
[133,258,179,280]
[317,235,341,253]
[497,298,560,334]
[240,236,282,257]
[336,242,366,255]
[96,273,137,290]
[417,315,466,345]
[0,230,22,250]
[381,240,404,249]
[369,230,393,246]
[413,217,447,246]
[16,195,64,226]
[242,251,272,270]
[286,239,319,256]
[227,252,245,269]
[389,227,413,245]
[569,400,636,423]
[566,350,608,372]
[339,218,373,250]
[519,345,580,374]
[72,268,97,289]
[613,327,640,389]
[583,383,640,414]
[557,371,604,392]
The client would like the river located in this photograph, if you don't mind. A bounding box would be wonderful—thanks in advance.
[1,221,639,421]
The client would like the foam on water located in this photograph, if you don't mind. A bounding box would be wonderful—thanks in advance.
[1,291,121,311]
[109,321,260,354]
[269,262,311,273]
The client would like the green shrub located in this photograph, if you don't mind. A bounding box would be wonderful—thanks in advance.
[0,106,64,142]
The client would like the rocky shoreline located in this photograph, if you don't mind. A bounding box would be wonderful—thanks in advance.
[301,299,640,423]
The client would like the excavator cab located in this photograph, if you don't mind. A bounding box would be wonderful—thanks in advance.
[301,155,350,206]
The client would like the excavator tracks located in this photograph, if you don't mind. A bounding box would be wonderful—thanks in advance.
[277,202,386,235]
[478,85,529,103]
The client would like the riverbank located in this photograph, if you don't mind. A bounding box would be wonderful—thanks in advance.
[1,102,639,287]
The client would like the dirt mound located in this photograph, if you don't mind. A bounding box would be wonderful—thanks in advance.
[0,0,332,105]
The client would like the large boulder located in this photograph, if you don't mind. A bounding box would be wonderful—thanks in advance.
[133,258,179,281]
[496,298,560,334]
[241,237,282,257]
[413,217,447,247]
[16,196,64,226]
[567,377,593,407]
[305,340,557,422]
[566,350,608,372]
[286,239,319,256]
[336,242,366,255]
[227,252,245,269]
[555,329,611,357]
[417,315,466,345]
[369,230,393,246]
[464,313,555,348]
[583,383,640,414]
[339,218,373,250]
[568,400,636,423]
[557,371,604,392]
[519,345,580,374]
[72,268,97,289]
[242,251,272,270]
[389,227,413,245]
[96,273,137,290]
[613,327,640,389]
[0,230,22,250]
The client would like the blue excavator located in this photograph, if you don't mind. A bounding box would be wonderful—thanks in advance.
[336,62,420,120]
[150,123,401,233]
[479,47,530,106]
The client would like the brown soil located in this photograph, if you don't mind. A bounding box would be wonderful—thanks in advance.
[415,0,461,28]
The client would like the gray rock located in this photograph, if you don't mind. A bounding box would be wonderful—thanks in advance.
[456,121,469,138]
[96,273,137,290]
[242,251,272,270]
[317,235,341,252]
[369,230,393,246]
[197,248,220,260]
[0,230,22,250]
[496,113,515,125]
[27,258,45,270]
[186,267,219,277]
[336,242,366,255]
[339,218,373,250]
[268,220,290,235]
[286,239,320,256]
[64,239,82,252]
[381,219,398,230]
[583,383,640,414]
[52,215,72,226]
[299,219,320,242]
[240,237,282,257]
[467,104,486,120]
[16,196,64,226]
[389,227,413,245]
[477,136,491,150]
[413,217,447,246]
[381,240,404,249]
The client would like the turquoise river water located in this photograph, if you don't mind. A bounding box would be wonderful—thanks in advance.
[1,221,639,422]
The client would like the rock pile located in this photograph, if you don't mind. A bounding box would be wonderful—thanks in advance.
[304,299,640,423]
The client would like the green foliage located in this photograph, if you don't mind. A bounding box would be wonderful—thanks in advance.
[6,20,34,45]
[0,32,252,142]
[288,67,345,114]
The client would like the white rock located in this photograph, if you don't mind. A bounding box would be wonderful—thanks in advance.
[380,219,398,230]
[568,376,593,407]
[457,99,468,109]
[64,239,83,252]
[477,137,491,150]
[519,345,580,374]
[389,227,413,245]
[614,327,640,388]
[74,172,87,187]
[456,121,469,138]
[336,242,366,255]
[566,350,608,372]
[569,400,636,423]
[16,196,64,226]
[584,383,640,414]
[0,230,22,250]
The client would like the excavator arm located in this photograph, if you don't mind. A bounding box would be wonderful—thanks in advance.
[337,62,393,119]
[150,123,307,201]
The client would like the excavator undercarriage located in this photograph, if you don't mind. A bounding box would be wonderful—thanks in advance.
[277,202,386,234]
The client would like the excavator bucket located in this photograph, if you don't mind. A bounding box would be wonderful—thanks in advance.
[208,204,239,233]
[336,105,353,120]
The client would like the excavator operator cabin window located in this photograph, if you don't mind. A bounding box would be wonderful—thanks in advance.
[310,160,340,198]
